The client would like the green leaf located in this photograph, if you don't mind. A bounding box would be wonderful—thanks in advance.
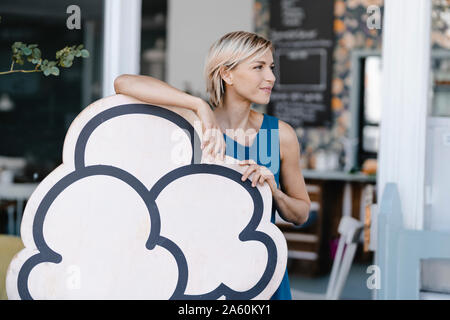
[80,49,89,58]
[22,47,32,55]
[43,68,51,76]
[60,59,69,67]
[32,48,41,59]
[12,42,22,49]
[51,66,59,76]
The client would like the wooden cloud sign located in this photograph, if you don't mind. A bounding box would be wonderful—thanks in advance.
[6,94,287,300]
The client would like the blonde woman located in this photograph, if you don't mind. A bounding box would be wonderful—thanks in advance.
[114,31,311,300]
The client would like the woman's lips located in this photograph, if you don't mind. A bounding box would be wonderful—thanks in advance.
[260,88,272,93]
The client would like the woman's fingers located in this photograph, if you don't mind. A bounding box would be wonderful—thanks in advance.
[240,160,258,183]
[239,159,257,166]
[213,134,220,154]
[201,127,211,150]
[241,164,259,182]
[197,103,225,160]
[202,126,226,161]
[238,160,276,189]
[251,171,262,187]
[213,129,226,160]
[258,174,265,186]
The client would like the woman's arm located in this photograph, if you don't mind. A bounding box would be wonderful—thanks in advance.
[114,74,225,160]
[273,120,311,225]
[114,74,201,113]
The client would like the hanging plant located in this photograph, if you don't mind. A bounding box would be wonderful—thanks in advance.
[0,42,89,76]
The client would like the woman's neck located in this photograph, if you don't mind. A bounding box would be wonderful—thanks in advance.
[215,95,253,132]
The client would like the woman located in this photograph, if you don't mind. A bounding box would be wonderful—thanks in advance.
[114,31,311,300]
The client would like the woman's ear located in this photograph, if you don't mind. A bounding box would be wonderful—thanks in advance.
[219,66,233,86]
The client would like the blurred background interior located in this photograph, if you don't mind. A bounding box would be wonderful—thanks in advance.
[1,0,450,300]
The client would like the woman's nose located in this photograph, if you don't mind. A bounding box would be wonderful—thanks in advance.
[266,70,276,84]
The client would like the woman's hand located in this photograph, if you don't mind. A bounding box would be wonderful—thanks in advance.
[239,159,279,196]
[196,101,226,162]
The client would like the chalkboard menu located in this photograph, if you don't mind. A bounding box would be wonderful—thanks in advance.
[268,0,335,128]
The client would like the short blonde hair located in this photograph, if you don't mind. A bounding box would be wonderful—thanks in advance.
[204,31,274,109]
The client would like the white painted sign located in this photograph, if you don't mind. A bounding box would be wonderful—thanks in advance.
[443,132,450,147]
[6,94,287,300]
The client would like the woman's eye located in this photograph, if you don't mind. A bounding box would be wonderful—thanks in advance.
[254,65,275,70]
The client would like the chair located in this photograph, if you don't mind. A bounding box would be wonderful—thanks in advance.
[275,184,324,275]
[291,215,364,300]
[0,234,24,300]
[0,183,37,235]
[0,156,37,236]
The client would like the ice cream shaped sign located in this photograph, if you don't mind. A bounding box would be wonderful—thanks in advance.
[6,94,287,299]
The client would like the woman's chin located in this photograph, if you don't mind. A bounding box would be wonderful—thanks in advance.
[252,97,271,105]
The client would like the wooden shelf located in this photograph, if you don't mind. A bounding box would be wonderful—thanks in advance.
[302,169,376,182]
[276,181,330,276]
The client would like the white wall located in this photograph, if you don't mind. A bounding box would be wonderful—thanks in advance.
[166,0,254,99]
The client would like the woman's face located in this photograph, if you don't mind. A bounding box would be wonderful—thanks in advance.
[226,49,276,105]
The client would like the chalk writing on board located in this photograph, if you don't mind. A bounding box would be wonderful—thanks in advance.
[269,0,335,128]
[281,0,305,27]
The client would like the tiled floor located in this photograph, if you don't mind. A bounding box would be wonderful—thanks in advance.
[289,261,374,300]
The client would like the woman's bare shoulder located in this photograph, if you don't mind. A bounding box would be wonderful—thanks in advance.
[278,119,300,160]
[278,119,298,144]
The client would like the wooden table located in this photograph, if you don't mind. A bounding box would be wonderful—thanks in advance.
[302,170,376,239]
[280,170,376,276]
[0,183,38,235]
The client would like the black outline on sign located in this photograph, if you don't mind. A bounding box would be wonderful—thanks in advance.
[16,104,278,300]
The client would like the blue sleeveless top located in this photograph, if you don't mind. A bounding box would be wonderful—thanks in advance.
[223,113,292,300]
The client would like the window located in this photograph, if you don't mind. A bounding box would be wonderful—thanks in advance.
[0,0,104,182]
[349,51,382,170]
